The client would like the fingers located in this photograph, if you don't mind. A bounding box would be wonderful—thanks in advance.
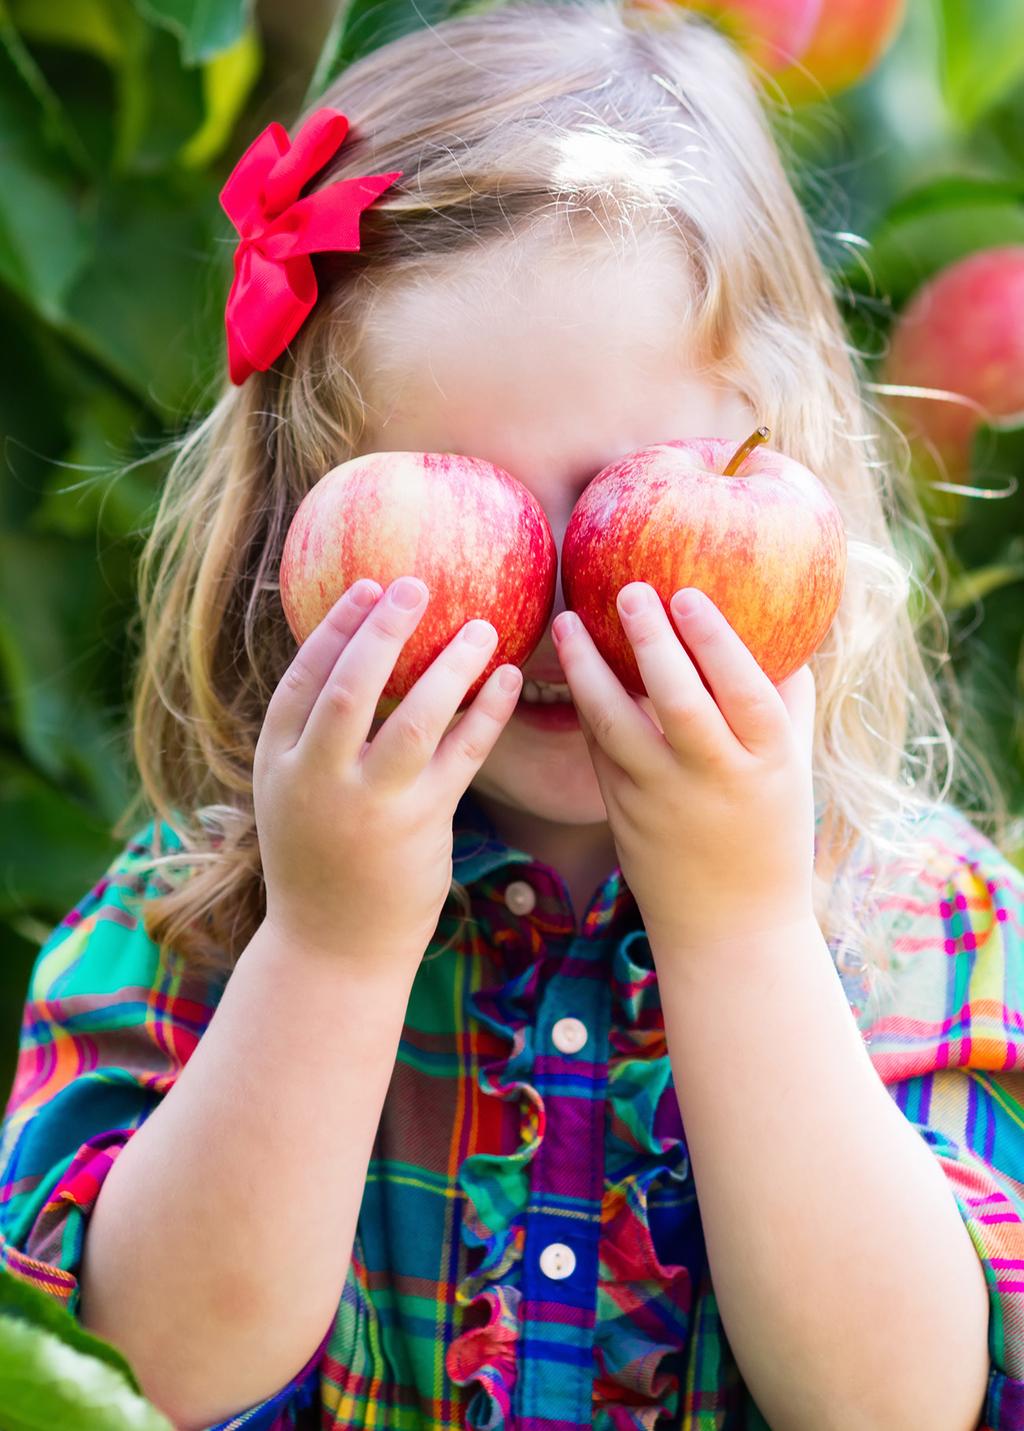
[551,609,664,778]
[263,579,383,752]
[431,664,524,789]
[362,617,507,787]
[664,588,789,754]
[300,576,430,768]
[614,583,729,763]
[775,663,817,757]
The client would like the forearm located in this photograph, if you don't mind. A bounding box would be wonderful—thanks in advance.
[79,918,419,1431]
[654,916,991,1431]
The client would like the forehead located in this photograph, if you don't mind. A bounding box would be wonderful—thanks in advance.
[356,226,703,470]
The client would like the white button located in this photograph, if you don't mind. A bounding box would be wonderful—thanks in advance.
[504,879,536,916]
[539,1242,576,1280]
[551,1016,588,1055]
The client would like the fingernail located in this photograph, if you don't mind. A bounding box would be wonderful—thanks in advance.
[391,577,426,610]
[352,580,381,608]
[671,588,701,616]
[498,667,522,693]
[618,584,650,616]
[552,611,579,642]
[462,619,496,647]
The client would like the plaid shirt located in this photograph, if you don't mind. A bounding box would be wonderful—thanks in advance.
[2,793,1023,1430]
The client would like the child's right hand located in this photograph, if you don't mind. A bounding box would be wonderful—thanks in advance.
[253,576,523,966]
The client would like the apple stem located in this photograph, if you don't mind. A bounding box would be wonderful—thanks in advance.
[723,426,770,478]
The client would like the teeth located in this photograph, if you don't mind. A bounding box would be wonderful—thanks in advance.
[522,677,574,704]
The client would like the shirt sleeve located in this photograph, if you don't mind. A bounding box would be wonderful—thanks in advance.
[0,820,324,1431]
[863,806,1024,1429]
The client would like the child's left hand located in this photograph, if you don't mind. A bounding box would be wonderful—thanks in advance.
[552,582,818,962]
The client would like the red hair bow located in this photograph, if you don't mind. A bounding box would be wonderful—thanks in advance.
[220,107,402,385]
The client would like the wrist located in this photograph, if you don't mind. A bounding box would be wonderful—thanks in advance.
[254,913,427,987]
[646,908,821,975]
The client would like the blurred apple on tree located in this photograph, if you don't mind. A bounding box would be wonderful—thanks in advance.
[883,246,1024,525]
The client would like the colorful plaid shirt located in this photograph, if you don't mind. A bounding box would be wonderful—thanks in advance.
[2,793,1024,1430]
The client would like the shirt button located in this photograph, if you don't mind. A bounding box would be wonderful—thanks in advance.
[551,1016,588,1054]
[504,879,536,916]
[539,1242,576,1280]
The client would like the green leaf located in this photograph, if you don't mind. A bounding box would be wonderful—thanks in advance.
[951,420,1024,571]
[118,17,206,172]
[0,1267,140,1390]
[947,551,1024,609]
[0,1312,173,1430]
[177,24,262,168]
[15,38,120,175]
[32,384,162,542]
[131,0,250,65]
[0,285,75,529]
[58,172,226,412]
[0,5,97,174]
[305,0,499,100]
[847,176,1024,305]
[0,42,94,319]
[948,577,1024,819]
[6,0,206,177]
[8,0,124,65]
[937,0,1024,129]
[0,530,135,823]
[942,420,1024,821]
[0,754,121,918]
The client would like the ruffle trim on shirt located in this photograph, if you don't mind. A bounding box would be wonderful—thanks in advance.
[445,936,553,1429]
[593,929,701,1429]
[446,922,709,1429]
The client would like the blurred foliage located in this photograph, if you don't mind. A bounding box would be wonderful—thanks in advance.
[0,0,1022,1417]
[0,1266,174,1430]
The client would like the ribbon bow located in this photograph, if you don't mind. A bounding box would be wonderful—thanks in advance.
[220,107,402,385]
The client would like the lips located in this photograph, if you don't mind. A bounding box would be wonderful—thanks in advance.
[520,649,566,684]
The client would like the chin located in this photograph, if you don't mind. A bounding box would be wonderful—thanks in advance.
[471,692,666,826]
[471,729,609,825]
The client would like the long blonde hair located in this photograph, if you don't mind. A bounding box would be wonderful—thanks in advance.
[119,0,1008,1003]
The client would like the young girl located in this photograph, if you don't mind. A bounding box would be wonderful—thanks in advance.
[2,2,1023,1427]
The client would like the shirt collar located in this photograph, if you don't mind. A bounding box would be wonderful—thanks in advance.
[451,788,644,947]
[452,788,535,887]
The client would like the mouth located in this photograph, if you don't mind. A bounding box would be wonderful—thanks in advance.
[513,675,581,732]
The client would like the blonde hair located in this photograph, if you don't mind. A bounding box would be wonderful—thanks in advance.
[118,0,1009,1005]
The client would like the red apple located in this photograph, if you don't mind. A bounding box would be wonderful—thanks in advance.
[777,0,907,101]
[279,452,557,714]
[882,246,1024,523]
[561,428,846,690]
[628,0,821,72]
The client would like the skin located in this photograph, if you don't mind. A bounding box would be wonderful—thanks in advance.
[354,228,758,917]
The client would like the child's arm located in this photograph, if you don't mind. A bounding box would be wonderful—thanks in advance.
[77,575,522,1429]
[658,914,991,1431]
[78,916,418,1430]
[553,587,1005,1428]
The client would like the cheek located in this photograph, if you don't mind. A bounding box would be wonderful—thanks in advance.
[469,741,610,824]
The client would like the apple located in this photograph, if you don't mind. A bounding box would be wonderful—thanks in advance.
[776,0,907,101]
[882,246,1024,523]
[279,451,557,714]
[561,427,846,690]
[628,0,821,72]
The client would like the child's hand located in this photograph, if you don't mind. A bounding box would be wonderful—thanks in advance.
[253,577,523,966]
[553,583,818,961]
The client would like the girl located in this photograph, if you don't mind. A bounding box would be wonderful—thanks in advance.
[2,2,1023,1428]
